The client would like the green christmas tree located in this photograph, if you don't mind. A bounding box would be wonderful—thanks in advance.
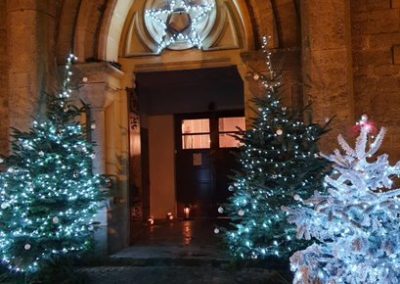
[219,37,330,260]
[0,54,105,273]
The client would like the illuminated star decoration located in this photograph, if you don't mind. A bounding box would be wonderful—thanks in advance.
[145,0,215,53]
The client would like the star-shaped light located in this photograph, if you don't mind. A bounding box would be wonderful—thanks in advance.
[145,0,216,53]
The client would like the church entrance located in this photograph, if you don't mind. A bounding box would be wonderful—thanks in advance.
[133,66,244,222]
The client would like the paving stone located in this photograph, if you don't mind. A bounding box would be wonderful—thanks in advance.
[81,266,290,284]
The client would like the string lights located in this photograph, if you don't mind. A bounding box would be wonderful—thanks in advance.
[217,37,329,260]
[145,0,216,53]
[0,54,105,273]
[286,116,400,283]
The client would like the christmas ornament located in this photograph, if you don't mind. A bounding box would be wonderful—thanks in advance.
[52,217,59,224]
[238,209,245,216]
[276,129,283,136]
[214,228,220,234]
[218,206,224,214]
[351,114,378,136]
[38,151,44,157]
[24,244,31,250]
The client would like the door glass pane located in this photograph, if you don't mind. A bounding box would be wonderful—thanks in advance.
[182,134,211,149]
[218,117,245,132]
[219,133,242,148]
[182,119,210,134]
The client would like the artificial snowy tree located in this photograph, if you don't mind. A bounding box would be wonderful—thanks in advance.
[0,54,105,273]
[219,37,329,260]
[287,115,400,284]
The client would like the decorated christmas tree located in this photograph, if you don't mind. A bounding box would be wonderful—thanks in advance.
[0,54,105,273]
[218,37,329,260]
[287,115,400,284]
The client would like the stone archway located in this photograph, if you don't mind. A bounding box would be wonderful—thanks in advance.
[0,0,305,253]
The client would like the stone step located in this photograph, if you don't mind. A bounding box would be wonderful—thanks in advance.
[80,265,291,284]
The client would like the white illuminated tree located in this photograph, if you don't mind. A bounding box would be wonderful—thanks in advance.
[286,115,400,284]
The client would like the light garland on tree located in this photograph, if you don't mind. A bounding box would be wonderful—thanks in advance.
[0,54,105,273]
[286,115,400,283]
[145,0,215,53]
[217,36,329,260]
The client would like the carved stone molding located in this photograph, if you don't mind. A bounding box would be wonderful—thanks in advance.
[75,62,124,109]
[121,0,244,57]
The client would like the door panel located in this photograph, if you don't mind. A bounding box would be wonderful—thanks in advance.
[176,150,214,218]
[175,112,243,219]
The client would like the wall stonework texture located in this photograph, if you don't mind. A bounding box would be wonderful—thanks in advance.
[7,0,57,133]
[0,0,9,155]
[351,0,400,160]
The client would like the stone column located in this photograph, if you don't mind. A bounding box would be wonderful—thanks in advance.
[77,62,124,254]
[301,0,355,150]
[7,0,57,131]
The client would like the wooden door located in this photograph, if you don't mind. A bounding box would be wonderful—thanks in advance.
[175,112,244,219]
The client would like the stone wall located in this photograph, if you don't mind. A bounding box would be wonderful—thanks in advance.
[7,0,57,132]
[0,0,8,155]
[301,0,355,151]
[351,0,400,159]
[242,48,303,112]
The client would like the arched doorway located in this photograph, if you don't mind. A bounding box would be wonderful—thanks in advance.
[56,0,304,254]
[117,0,255,247]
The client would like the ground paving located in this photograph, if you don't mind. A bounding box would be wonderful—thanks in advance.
[81,220,291,283]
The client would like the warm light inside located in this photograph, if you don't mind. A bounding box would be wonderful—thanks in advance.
[184,207,190,219]
[218,116,245,148]
[182,119,210,149]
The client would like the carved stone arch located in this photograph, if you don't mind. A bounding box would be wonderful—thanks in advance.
[74,0,110,62]
[56,0,300,63]
[99,0,135,62]
[204,0,251,51]
[119,0,256,57]
[245,0,279,48]
[57,0,81,63]
[73,0,97,61]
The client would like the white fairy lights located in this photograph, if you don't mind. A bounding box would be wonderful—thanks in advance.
[0,54,104,273]
[286,116,400,283]
[145,0,216,53]
[219,36,328,260]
